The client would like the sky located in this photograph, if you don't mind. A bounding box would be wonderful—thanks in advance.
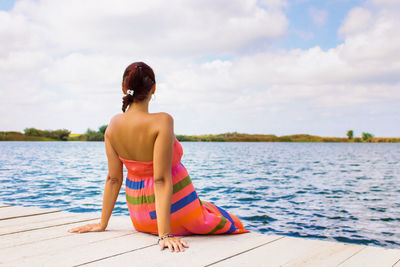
[0,0,399,137]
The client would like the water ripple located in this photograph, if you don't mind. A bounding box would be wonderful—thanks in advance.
[0,141,400,249]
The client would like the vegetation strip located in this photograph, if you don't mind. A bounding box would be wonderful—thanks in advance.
[2,128,399,142]
[176,131,399,143]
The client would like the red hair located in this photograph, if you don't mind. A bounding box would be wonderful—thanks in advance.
[122,62,155,112]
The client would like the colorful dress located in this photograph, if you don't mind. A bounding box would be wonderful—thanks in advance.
[119,137,250,236]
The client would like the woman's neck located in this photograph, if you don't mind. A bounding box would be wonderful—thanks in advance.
[127,100,150,113]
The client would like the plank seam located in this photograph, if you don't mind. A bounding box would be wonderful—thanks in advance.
[0,213,86,229]
[6,232,140,264]
[204,235,286,266]
[85,232,139,245]
[392,257,400,267]
[0,210,62,221]
[73,243,157,267]
[336,246,367,266]
[0,217,100,236]
[0,219,100,249]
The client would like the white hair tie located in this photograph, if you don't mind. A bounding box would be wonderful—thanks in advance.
[127,89,134,96]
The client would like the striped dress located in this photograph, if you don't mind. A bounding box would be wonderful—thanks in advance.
[119,137,250,236]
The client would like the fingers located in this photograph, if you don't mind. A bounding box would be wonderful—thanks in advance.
[78,227,89,233]
[172,242,179,252]
[159,238,188,252]
[68,226,81,233]
[68,223,101,234]
[177,242,184,252]
[181,239,190,248]
[69,226,86,233]
[167,241,173,252]
[78,226,89,233]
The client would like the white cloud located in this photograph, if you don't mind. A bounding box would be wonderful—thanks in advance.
[338,7,372,36]
[8,0,288,57]
[370,0,400,6]
[0,0,399,136]
[0,0,289,132]
[308,7,328,26]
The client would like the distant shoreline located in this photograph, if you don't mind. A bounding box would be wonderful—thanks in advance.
[1,131,399,143]
[175,133,400,143]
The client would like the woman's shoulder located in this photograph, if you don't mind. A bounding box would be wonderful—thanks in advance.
[109,114,125,126]
[105,112,173,137]
[151,112,174,123]
[151,112,174,134]
[105,114,124,136]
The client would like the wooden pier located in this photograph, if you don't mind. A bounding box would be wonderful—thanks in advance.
[0,204,399,266]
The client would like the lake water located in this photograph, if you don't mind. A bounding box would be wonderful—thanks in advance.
[0,141,399,249]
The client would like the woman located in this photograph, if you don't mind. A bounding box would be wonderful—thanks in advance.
[68,62,249,252]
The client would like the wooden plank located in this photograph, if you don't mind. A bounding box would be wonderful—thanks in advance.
[0,206,60,220]
[0,210,85,229]
[282,240,364,267]
[0,218,137,266]
[7,231,154,266]
[208,236,365,267]
[337,245,400,267]
[82,232,283,267]
[0,218,99,249]
[2,204,400,267]
[0,216,133,249]
[0,212,100,236]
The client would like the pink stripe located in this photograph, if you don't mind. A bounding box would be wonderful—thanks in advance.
[182,205,216,234]
[171,163,185,177]
[171,184,196,203]
[126,202,151,212]
[172,168,189,184]
[129,209,151,222]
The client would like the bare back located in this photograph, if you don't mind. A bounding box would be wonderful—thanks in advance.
[106,111,171,162]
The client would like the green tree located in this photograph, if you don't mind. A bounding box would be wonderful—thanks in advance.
[85,128,104,141]
[52,129,71,141]
[98,125,108,136]
[24,128,43,136]
[346,130,354,140]
[362,132,374,141]
[24,127,70,140]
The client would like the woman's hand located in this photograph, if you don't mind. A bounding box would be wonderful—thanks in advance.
[159,236,189,252]
[67,222,106,234]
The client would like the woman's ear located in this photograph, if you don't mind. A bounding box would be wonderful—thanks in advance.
[152,83,156,94]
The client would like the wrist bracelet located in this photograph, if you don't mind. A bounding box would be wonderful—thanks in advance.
[157,234,174,244]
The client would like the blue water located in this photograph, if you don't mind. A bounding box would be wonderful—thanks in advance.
[0,141,399,249]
